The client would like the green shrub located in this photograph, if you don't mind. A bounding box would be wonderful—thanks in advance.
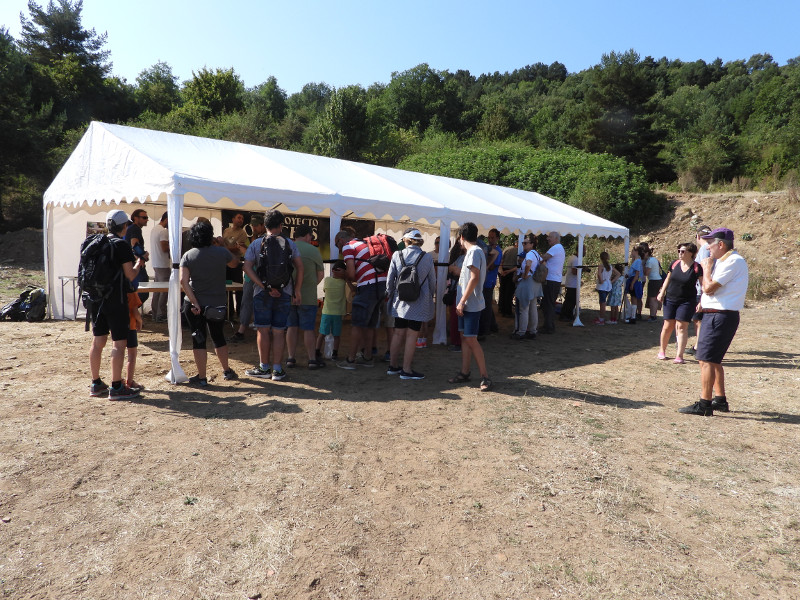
[398,143,662,227]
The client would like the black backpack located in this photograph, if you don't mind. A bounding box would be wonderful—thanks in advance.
[20,286,47,321]
[78,234,123,308]
[257,234,294,290]
[396,250,425,302]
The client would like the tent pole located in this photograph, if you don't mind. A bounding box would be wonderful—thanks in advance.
[166,193,188,383]
[432,217,451,345]
[43,203,54,319]
[329,210,342,269]
[622,235,631,321]
[573,234,584,327]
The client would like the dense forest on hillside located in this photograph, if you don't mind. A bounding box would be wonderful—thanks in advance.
[1,1,799,231]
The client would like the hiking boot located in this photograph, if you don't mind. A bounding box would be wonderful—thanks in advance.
[228,332,245,343]
[678,399,713,416]
[89,380,109,397]
[223,369,238,381]
[386,365,402,375]
[399,369,425,380]
[271,368,287,381]
[188,375,208,387]
[246,365,272,378]
[108,384,140,401]
[711,396,730,412]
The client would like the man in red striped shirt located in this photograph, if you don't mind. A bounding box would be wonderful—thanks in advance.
[334,230,387,369]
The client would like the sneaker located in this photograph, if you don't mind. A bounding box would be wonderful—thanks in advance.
[271,368,287,381]
[509,332,526,340]
[223,369,238,380]
[108,384,140,401]
[228,331,245,343]
[448,345,462,353]
[415,338,426,349]
[648,317,658,322]
[126,380,144,393]
[387,365,402,375]
[382,351,391,362]
[525,332,537,340]
[711,396,730,412]
[686,346,696,356]
[593,318,605,325]
[354,354,374,368]
[245,365,272,378]
[607,320,618,325]
[188,375,208,387]
[678,399,713,416]
[337,358,357,370]
[400,369,425,379]
[399,369,425,380]
[89,380,109,397]
[624,318,637,325]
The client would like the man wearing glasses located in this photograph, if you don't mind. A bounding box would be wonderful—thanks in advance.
[679,228,748,417]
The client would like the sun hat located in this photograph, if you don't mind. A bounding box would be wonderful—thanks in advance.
[402,229,424,241]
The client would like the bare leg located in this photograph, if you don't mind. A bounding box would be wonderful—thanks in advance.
[126,347,138,383]
[700,361,725,399]
[402,329,418,372]
[90,335,108,380]
[303,330,317,363]
[286,326,299,360]
[256,327,272,366]
[390,328,406,368]
[110,339,127,382]
[675,321,689,359]
[660,320,676,354]
[215,345,230,372]
[461,336,488,379]
[271,328,286,369]
[193,348,208,378]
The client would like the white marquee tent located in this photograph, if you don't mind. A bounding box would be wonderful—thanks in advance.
[44,122,630,382]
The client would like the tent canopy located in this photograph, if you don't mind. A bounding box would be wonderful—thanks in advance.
[43,122,629,382]
[44,122,629,239]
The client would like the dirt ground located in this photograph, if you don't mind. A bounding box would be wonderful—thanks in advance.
[1,192,799,599]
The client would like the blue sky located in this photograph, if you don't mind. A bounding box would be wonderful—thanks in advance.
[2,0,798,94]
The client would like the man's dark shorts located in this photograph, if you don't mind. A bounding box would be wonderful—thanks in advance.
[351,283,385,328]
[695,311,740,364]
[91,301,129,342]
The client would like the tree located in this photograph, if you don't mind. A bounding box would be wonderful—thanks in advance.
[181,67,245,118]
[313,85,368,160]
[248,76,287,122]
[19,0,111,127]
[136,61,179,115]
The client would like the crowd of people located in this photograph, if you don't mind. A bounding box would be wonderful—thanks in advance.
[85,209,748,416]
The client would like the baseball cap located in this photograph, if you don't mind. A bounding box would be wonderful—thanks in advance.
[107,209,132,227]
[701,227,734,241]
[250,214,264,227]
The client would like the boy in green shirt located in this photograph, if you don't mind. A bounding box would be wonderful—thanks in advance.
[316,260,348,360]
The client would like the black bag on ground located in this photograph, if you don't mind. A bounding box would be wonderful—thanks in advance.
[78,234,123,308]
[397,251,424,302]
[0,298,24,321]
[256,235,293,291]
[20,286,47,321]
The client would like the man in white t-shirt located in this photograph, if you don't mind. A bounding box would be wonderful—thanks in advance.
[539,232,565,334]
[149,212,170,321]
[679,228,748,417]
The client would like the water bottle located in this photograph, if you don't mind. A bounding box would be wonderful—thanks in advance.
[323,333,335,359]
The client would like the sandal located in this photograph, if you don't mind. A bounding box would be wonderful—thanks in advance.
[286,357,297,368]
[480,377,493,392]
[448,372,471,384]
[307,359,326,369]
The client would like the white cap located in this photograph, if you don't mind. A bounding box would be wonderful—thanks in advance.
[402,229,423,241]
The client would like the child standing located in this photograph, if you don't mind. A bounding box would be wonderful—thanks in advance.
[126,288,144,392]
[594,252,620,325]
[607,263,625,324]
[316,260,347,361]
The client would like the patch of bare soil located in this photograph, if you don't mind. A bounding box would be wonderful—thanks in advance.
[1,193,799,599]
